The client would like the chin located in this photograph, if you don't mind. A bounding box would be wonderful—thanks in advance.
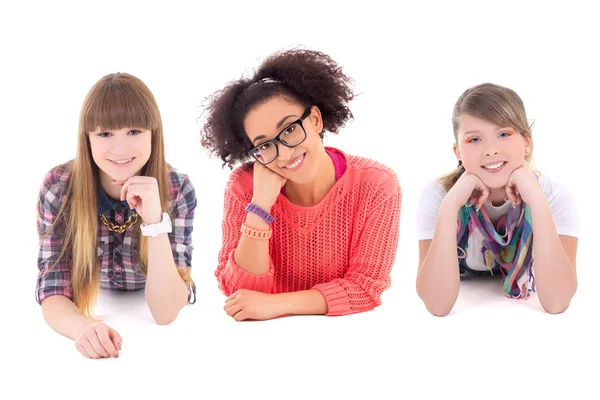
[480,176,509,189]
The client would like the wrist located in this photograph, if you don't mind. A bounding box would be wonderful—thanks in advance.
[523,187,547,208]
[73,319,93,340]
[250,198,273,214]
[441,196,462,214]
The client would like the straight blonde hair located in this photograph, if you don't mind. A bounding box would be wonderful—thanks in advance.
[41,72,191,318]
[440,83,535,192]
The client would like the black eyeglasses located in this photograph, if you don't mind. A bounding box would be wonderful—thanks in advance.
[248,107,312,165]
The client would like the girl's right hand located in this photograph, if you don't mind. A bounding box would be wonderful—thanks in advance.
[75,322,122,359]
[444,172,490,211]
[251,162,287,211]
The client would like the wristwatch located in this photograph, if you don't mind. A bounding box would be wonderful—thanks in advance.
[140,212,172,237]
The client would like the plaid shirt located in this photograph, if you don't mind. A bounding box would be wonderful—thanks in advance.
[35,162,197,305]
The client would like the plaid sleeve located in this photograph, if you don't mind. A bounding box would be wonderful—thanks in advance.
[168,170,197,305]
[35,167,73,305]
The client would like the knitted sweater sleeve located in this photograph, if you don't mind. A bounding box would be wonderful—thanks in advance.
[312,176,401,316]
[214,180,275,296]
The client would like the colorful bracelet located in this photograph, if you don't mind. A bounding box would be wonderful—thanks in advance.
[245,203,274,225]
[240,223,272,240]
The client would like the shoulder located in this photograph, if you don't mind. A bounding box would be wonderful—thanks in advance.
[343,150,400,195]
[167,165,197,209]
[39,162,72,199]
[537,172,575,202]
[224,161,254,201]
[419,178,448,204]
[168,165,194,192]
[536,172,580,237]
[416,178,448,240]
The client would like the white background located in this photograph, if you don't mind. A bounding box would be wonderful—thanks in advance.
[2,1,599,399]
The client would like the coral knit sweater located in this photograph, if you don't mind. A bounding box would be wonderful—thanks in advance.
[215,147,402,316]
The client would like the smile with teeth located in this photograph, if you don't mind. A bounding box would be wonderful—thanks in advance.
[482,161,506,171]
[110,158,134,164]
[283,154,304,169]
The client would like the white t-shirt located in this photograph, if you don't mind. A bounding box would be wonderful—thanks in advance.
[417,173,580,272]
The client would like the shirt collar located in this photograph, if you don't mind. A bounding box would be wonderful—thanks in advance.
[98,182,131,214]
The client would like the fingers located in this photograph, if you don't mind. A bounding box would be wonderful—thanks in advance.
[233,310,248,322]
[78,339,101,359]
[109,328,123,351]
[86,330,111,358]
[76,342,94,359]
[119,177,158,201]
[225,302,243,317]
[97,326,120,358]
[476,185,490,211]
[505,177,519,206]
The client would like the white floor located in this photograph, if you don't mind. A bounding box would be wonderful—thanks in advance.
[6,225,598,399]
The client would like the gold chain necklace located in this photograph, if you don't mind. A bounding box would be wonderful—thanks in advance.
[99,211,139,233]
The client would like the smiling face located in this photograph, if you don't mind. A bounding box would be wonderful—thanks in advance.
[88,127,152,188]
[454,114,532,188]
[244,96,325,184]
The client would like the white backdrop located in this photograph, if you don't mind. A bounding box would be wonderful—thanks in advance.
[2,1,599,399]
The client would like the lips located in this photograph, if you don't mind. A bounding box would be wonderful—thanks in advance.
[482,161,506,172]
[281,153,305,171]
[109,157,135,166]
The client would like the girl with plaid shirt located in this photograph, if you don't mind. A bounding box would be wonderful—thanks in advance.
[36,73,197,359]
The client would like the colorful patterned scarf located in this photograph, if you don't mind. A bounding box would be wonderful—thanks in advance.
[456,193,535,299]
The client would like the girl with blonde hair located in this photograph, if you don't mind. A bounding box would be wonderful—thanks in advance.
[416,83,579,316]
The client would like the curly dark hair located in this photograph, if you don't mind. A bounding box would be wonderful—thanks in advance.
[200,48,356,169]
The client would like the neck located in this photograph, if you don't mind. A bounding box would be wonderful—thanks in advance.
[488,187,508,206]
[285,148,335,207]
[99,170,123,201]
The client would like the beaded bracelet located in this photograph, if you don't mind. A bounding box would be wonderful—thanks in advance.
[240,223,272,240]
[245,203,274,225]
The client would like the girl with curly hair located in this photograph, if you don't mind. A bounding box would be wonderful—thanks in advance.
[201,49,402,321]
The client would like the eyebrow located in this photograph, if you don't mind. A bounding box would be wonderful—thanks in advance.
[251,114,298,144]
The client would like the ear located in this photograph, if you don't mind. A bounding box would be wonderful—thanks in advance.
[453,143,461,162]
[309,106,324,134]
[524,134,533,154]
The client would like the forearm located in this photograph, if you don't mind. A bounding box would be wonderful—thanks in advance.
[528,194,577,313]
[416,200,461,316]
[233,205,272,276]
[273,289,328,316]
[145,233,188,325]
[41,295,92,340]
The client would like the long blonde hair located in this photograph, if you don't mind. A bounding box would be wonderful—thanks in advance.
[440,83,535,191]
[42,72,190,318]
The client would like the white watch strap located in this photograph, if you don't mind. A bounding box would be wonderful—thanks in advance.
[140,212,172,237]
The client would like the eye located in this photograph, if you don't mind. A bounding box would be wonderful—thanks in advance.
[98,132,112,138]
[258,142,273,151]
[467,137,480,143]
[283,125,297,135]
[129,129,141,135]
[499,131,512,138]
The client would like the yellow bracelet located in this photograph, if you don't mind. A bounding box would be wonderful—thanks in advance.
[240,223,272,240]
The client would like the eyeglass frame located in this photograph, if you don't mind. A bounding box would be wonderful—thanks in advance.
[247,106,313,165]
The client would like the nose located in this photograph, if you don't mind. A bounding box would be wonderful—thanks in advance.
[485,147,499,157]
[277,143,295,161]
[110,134,129,155]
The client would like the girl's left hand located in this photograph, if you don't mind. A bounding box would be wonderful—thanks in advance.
[114,176,163,224]
[505,164,543,206]
[224,289,283,321]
